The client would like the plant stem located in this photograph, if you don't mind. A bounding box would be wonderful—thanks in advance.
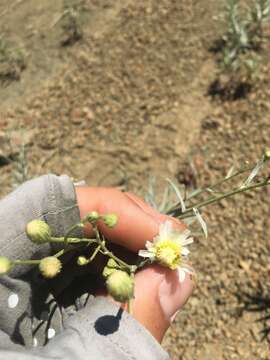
[50,237,97,244]
[176,178,270,219]
[127,299,133,314]
[64,222,83,247]
[14,259,41,265]
[168,164,253,215]
[100,244,132,271]
[87,245,101,263]
[92,226,132,271]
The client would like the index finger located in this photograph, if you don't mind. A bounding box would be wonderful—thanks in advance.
[75,187,185,252]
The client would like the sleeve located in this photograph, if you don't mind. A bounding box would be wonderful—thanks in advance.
[0,297,169,360]
[0,174,81,278]
[0,175,170,360]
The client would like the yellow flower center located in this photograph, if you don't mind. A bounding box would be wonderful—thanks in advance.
[155,240,181,270]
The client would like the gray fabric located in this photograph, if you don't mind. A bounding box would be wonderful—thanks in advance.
[0,174,169,359]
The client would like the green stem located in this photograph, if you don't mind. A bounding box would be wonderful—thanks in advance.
[92,226,132,271]
[127,271,135,314]
[100,245,132,271]
[14,259,41,265]
[87,245,101,263]
[128,298,133,314]
[190,164,253,199]
[177,179,270,219]
[50,237,97,244]
[64,223,84,247]
[168,164,254,215]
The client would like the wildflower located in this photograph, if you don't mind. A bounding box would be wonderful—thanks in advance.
[102,214,118,228]
[26,220,51,244]
[138,220,194,282]
[0,256,13,275]
[102,258,120,278]
[85,211,100,222]
[77,256,88,266]
[106,270,134,302]
[264,149,270,160]
[39,257,62,278]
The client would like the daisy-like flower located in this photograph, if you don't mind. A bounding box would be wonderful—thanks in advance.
[138,220,194,282]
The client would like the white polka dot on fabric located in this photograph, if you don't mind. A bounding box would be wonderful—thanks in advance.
[47,328,56,339]
[33,337,38,347]
[8,293,19,308]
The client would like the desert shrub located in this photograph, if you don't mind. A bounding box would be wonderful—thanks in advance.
[210,0,270,100]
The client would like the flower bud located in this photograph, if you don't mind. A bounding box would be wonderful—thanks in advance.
[39,257,62,278]
[26,220,51,244]
[264,149,270,160]
[106,270,134,302]
[0,256,13,275]
[77,256,89,266]
[85,211,100,223]
[102,214,118,228]
[102,258,119,278]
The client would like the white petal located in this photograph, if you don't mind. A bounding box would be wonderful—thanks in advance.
[182,247,190,256]
[178,268,186,283]
[145,240,154,250]
[181,237,193,246]
[179,229,191,241]
[193,208,208,238]
[181,264,194,274]
[159,220,173,239]
[138,250,155,258]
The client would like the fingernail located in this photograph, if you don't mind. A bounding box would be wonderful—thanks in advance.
[158,272,183,322]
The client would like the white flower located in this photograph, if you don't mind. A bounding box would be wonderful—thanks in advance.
[138,220,194,282]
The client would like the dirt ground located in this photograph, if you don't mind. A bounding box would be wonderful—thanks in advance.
[0,0,270,359]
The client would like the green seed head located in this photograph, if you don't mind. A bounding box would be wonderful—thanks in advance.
[264,149,270,160]
[77,256,89,266]
[106,270,134,302]
[39,257,62,278]
[102,259,120,278]
[85,211,100,223]
[26,220,51,244]
[0,256,13,275]
[102,214,118,228]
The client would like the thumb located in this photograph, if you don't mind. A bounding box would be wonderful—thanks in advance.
[130,265,193,342]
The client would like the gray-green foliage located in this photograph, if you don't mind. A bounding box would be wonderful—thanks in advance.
[219,0,270,76]
[12,142,28,188]
[60,0,82,46]
[6,130,29,188]
[0,37,26,82]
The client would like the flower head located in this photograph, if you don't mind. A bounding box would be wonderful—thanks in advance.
[39,257,62,278]
[264,149,270,160]
[102,214,118,228]
[26,220,51,244]
[138,220,194,282]
[106,270,134,302]
[0,256,13,275]
[77,256,89,266]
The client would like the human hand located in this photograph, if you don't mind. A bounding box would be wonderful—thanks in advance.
[75,186,194,342]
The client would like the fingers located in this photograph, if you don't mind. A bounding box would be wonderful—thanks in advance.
[75,187,185,252]
[131,265,193,342]
[98,265,193,342]
[75,187,193,342]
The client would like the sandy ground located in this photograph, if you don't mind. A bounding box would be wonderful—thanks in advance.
[0,1,270,358]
